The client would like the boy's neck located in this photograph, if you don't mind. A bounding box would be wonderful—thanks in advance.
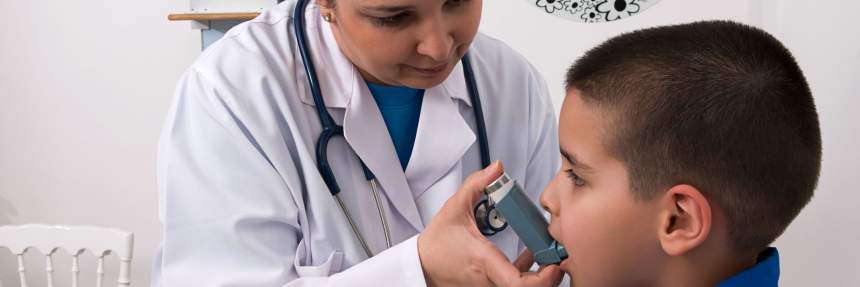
[657,242,760,287]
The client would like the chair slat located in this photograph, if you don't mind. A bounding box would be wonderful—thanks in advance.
[46,254,54,287]
[118,257,132,286]
[72,254,80,287]
[17,254,28,287]
[96,256,105,287]
[18,252,29,287]
[0,224,133,287]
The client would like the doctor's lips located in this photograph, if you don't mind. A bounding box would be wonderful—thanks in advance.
[409,63,448,76]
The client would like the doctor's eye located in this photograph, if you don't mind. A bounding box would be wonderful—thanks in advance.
[371,12,412,27]
[565,169,586,187]
[445,0,471,8]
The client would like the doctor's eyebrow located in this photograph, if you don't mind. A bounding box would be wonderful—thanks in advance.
[362,5,415,13]
[560,148,594,171]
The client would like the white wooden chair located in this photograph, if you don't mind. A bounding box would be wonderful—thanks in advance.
[0,224,133,287]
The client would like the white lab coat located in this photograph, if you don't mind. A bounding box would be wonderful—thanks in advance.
[152,1,560,286]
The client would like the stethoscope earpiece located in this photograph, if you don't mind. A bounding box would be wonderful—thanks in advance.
[474,199,508,236]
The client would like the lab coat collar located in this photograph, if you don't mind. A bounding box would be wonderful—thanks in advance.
[439,60,472,107]
[296,2,472,109]
[342,78,477,233]
[298,2,353,109]
[300,2,477,232]
[343,79,426,232]
[404,87,476,199]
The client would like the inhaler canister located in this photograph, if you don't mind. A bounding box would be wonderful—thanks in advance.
[485,173,568,265]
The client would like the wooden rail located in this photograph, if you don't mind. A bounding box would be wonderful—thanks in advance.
[168,12,261,21]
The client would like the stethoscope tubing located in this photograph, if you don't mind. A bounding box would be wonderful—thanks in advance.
[293,0,503,259]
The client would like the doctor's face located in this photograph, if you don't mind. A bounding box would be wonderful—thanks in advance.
[540,90,664,286]
[319,0,482,89]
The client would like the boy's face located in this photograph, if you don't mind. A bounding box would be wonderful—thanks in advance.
[541,89,663,286]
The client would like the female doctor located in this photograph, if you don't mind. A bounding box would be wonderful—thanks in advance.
[153,0,562,286]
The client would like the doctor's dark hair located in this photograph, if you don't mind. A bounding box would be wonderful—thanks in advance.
[565,21,821,252]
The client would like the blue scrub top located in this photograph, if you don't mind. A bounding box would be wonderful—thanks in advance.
[366,82,424,171]
[718,247,780,287]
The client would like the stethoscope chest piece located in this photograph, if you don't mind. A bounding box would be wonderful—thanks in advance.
[474,199,508,235]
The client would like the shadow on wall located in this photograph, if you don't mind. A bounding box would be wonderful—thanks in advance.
[0,196,17,226]
[0,196,17,286]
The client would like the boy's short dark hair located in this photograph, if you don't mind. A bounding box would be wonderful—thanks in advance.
[565,20,821,252]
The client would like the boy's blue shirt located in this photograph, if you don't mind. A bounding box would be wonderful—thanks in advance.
[718,247,780,287]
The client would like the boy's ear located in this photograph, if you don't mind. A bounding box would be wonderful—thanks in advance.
[657,184,712,256]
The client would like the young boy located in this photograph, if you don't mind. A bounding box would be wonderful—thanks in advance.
[540,21,821,286]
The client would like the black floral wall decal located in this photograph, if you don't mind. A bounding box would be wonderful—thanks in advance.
[528,0,661,23]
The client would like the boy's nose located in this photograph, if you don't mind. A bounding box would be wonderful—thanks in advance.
[539,174,561,216]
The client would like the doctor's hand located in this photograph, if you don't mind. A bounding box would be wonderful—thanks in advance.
[418,161,564,287]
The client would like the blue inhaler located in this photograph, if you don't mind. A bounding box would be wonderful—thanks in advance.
[477,173,568,266]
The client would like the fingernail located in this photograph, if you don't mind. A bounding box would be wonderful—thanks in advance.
[485,160,499,174]
[481,160,499,175]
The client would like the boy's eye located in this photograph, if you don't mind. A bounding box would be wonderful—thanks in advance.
[565,169,586,187]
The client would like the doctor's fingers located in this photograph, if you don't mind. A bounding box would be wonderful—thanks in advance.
[457,160,505,208]
[484,248,564,287]
[513,250,535,272]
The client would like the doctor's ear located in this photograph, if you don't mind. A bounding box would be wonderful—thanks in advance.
[317,0,337,22]
[317,0,336,10]
[657,184,712,256]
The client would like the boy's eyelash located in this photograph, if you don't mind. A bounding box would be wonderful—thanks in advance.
[565,169,586,187]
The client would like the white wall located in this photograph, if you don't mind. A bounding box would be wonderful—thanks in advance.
[0,0,857,286]
[0,0,197,285]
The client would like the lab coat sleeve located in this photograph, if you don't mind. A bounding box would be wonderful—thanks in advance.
[155,69,427,287]
[522,66,561,203]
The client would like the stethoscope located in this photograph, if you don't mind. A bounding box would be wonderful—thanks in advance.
[293,0,508,258]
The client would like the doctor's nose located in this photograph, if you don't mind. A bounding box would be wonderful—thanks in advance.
[416,21,454,62]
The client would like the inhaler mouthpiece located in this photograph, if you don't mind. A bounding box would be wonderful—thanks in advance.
[485,173,568,265]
